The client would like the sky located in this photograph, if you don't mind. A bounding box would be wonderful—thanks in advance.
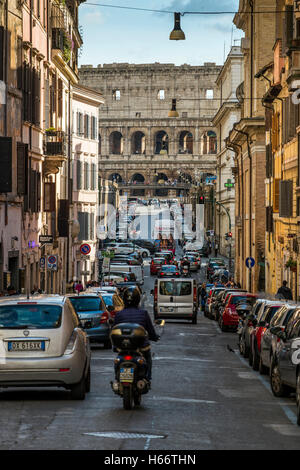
[78,0,244,68]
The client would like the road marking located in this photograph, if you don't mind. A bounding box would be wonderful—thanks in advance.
[153,356,214,362]
[153,396,216,404]
[83,431,166,439]
[264,424,300,435]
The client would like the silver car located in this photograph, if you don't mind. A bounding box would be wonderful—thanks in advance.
[0,295,91,400]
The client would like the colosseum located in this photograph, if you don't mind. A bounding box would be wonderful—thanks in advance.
[79,62,222,198]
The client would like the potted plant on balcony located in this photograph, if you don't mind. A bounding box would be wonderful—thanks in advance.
[45,127,57,137]
[286,258,297,272]
[63,33,72,63]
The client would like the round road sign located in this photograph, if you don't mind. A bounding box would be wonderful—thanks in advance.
[80,244,91,255]
[245,257,255,269]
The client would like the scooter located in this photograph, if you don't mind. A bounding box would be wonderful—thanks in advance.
[110,320,165,410]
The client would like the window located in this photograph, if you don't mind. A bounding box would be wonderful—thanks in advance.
[91,116,97,140]
[84,114,90,138]
[206,89,214,99]
[279,180,293,217]
[113,90,121,101]
[158,90,165,100]
[136,112,141,118]
[84,162,89,190]
[77,160,82,190]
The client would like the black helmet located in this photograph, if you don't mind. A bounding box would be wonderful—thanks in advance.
[123,287,141,308]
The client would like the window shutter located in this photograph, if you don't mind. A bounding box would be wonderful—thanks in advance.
[77,160,81,190]
[266,144,272,178]
[84,162,89,189]
[85,212,90,240]
[58,78,63,118]
[45,78,50,130]
[273,179,280,212]
[37,171,41,212]
[90,212,94,240]
[44,182,56,212]
[279,180,293,217]
[78,212,85,241]
[0,137,12,193]
[58,199,69,237]
[17,142,28,195]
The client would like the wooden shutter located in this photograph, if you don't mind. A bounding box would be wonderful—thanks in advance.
[17,142,28,195]
[58,78,63,118]
[44,182,56,212]
[85,212,90,240]
[78,212,85,240]
[90,212,94,240]
[279,180,293,217]
[58,199,69,237]
[0,137,12,193]
[77,160,81,189]
[45,78,50,130]
[273,179,280,212]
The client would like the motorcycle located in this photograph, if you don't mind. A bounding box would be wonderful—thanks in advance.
[110,320,165,410]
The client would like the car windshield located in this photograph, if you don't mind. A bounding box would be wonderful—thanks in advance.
[159,281,192,296]
[231,296,256,305]
[162,266,177,272]
[101,295,114,306]
[70,297,102,312]
[0,304,62,329]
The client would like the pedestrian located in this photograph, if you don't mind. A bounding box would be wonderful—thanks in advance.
[199,283,207,311]
[75,280,84,295]
[276,280,293,300]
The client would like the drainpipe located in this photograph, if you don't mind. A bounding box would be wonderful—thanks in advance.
[249,0,254,118]
[233,124,253,292]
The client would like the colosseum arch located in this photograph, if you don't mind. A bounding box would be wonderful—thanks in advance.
[179,131,193,154]
[108,173,123,183]
[131,131,146,154]
[201,130,217,155]
[131,173,145,196]
[109,131,124,155]
[154,131,169,154]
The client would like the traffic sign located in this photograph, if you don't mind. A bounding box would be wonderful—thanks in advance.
[80,244,91,255]
[39,235,53,244]
[39,257,46,270]
[245,257,255,269]
[47,255,58,271]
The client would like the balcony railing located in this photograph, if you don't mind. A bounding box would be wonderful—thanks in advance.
[44,130,66,156]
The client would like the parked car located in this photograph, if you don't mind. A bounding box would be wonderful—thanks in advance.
[238,299,265,358]
[152,278,198,324]
[269,307,300,424]
[0,295,91,399]
[259,304,297,375]
[68,294,112,349]
[215,289,247,322]
[219,293,257,332]
[208,287,227,319]
[157,265,181,278]
[249,300,283,368]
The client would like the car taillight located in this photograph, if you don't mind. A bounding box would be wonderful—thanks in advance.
[193,286,197,303]
[124,355,133,361]
[154,286,158,302]
[64,331,77,354]
[100,311,109,324]
[151,260,154,265]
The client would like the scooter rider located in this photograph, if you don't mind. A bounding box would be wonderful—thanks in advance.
[181,257,191,277]
[113,287,159,383]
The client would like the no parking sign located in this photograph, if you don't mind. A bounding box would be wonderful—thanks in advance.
[80,244,91,255]
[47,255,58,271]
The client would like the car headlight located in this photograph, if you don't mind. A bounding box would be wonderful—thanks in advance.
[64,331,78,355]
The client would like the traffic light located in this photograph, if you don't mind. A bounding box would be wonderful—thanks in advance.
[225,232,233,240]
[199,196,205,204]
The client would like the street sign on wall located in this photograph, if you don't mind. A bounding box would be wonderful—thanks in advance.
[245,257,255,269]
[80,244,91,255]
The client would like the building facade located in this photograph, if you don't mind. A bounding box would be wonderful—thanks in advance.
[0,0,86,295]
[71,84,104,285]
[228,0,276,293]
[78,62,222,199]
[213,45,243,262]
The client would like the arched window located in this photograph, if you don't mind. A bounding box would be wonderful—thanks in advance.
[154,172,168,197]
[109,173,123,183]
[202,131,217,155]
[131,173,145,196]
[109,131,123,155]
[179,131,193,154]
[131,131,146,154]
[154,131,169,154]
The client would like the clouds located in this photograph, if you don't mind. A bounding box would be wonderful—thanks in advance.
[165,0,237,12]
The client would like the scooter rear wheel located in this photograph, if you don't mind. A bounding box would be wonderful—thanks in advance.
[123,386,133,410]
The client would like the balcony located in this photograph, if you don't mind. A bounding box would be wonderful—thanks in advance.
[43,130,67,175]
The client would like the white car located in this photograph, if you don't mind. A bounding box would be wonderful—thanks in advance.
[0,295,91,399]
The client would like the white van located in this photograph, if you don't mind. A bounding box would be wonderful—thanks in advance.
[152,278,198,324]
[103,263,144,285]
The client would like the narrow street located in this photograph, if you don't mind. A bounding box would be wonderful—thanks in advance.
[0,260,299,451]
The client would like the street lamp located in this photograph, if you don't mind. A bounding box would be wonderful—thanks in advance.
[169,12,185,41]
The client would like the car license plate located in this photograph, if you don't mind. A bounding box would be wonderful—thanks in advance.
[160,307,174,313]
[120,367,134,383]
[8,341,45,352]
